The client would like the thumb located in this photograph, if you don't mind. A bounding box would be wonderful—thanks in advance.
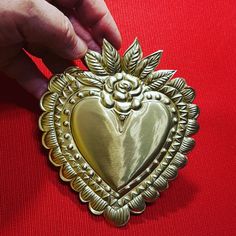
[20,0,87,60]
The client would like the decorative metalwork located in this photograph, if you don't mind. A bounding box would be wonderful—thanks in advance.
[39,39,199,226]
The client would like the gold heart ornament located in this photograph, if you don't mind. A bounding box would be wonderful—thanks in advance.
[39,39,199,226]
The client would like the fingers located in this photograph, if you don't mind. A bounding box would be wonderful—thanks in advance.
[69,14,101,52]
[25,42,74,73]
[0,0,121,101]
[53,0,122,49]
[74,0,122,49]
[19,0,87,60]
[0,49,48,99]
[42,53,75,74]
[51,0,78,8]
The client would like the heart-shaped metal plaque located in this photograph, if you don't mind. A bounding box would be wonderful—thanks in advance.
[39,39,199,226]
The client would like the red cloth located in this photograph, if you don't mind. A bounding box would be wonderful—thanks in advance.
[1,0,236,235]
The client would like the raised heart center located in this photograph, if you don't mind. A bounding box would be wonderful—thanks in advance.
[71,98,172,191]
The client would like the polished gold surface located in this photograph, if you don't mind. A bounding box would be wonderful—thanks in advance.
[72,99,172,190]
[39,39,199,226]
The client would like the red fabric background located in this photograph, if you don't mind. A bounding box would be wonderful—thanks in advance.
[1,0,236,235]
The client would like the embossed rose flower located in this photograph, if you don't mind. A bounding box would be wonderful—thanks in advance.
[101,72,144,113]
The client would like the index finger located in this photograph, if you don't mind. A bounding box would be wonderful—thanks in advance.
[74,0,122,49]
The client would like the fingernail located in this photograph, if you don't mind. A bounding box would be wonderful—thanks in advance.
[74,37,88,59]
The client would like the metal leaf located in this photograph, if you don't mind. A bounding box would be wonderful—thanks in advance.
[148,78,169,91]
[179,137,195,154]
[122,38,143,74]
[85,50,109,76]
[75,71,104,89]
[102,39,121,74]
[188,104,199,119]
[182,87,195,103]
[168,77,186,90]
[186,119,199,136]
[104,205,130,227]
[146,70,176,84]
[135,50,163,79]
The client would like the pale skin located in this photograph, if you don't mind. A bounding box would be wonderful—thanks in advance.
[0,0,121,99]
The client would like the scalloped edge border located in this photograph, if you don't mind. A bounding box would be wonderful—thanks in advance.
[39,71,199,226]
[39,40,199,226]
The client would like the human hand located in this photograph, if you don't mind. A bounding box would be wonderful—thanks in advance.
[0,0,121,99]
